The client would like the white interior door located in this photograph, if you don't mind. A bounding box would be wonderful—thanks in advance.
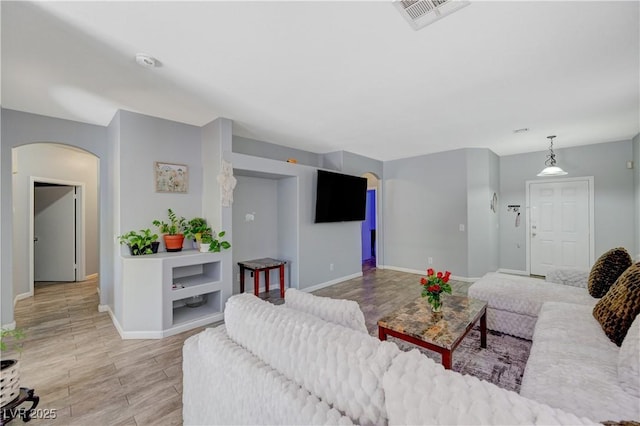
[528,179,592,276]
[34,185,76,281]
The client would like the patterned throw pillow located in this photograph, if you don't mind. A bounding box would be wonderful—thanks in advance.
[588,247,633,298]
[593,262,640,346]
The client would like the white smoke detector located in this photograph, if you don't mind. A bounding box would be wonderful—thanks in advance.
[135,53,159,68]
[394,0,470,30]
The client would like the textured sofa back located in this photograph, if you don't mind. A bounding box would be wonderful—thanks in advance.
[183,327,354,425]
[383,349,598,425]
[225,293,399,425]
[284,288,368,334]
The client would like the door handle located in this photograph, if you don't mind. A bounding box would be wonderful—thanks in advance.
[531,233,536,237]
[34,237,39,242]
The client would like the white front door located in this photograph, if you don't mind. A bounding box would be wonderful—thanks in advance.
[34,185,76,282]
[528,178,592,276]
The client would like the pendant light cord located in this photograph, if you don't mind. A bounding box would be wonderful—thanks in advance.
[545,135,557,167]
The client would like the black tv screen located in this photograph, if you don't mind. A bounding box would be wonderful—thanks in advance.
[314,170,367,223]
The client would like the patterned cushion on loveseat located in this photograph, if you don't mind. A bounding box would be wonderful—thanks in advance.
[593,262,640,346]
[588,248,633,298]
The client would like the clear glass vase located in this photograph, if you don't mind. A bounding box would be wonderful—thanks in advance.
[430,296,442,313]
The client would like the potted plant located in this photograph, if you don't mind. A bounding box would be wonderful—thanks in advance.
[153,208,187,252]
[118,229,159,255]
[199,230,231,253]
[185,217,209,249]
[1,328,25,406]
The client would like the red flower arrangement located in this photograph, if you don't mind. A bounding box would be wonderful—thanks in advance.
[420,268,452,312]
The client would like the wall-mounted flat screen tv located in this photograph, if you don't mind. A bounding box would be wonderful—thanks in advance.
[314,170,367,223]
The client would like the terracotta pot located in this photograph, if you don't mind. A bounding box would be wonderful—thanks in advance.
[163,234,185,252]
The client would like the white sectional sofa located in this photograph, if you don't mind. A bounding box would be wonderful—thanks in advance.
[467,271,596,340]
[183,292,597,425]
[467,261,640,423]
[521,302,640,422]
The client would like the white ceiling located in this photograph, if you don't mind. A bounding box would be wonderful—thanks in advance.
[2,1,639,161]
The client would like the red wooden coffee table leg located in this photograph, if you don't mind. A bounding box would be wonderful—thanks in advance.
[378,326,388,341]
[442,351,452,369]
[265,268,270,293]
[279,264,285,298]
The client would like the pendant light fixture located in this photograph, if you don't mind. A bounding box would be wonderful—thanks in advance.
[537,135,568,177]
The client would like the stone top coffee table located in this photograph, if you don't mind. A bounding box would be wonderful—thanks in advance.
[377,295,487,369]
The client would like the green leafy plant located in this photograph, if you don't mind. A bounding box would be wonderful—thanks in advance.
[1,328,25,352]
[152,208,187,235]
[118,229,159,255]
[185,217,209,241]
[200,230,231,252]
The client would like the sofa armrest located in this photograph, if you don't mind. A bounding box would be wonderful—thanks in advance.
[545,268,589,288]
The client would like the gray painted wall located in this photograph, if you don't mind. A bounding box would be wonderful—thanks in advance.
[321,151,343,171]
[12,144,99,291]
[382,148,499,279]
[201,117,233,313]
[336,151,385,267]
[277,176,298,288]
[499,139,636,271]
[114,110,204,324]
[634,134,640,259]
[231,152,362,290]
[383,149,469,276]
[1,108,108,327]
[233,136,322,168]
[232,175,280,293]
[466,149,500,278]
[118,111,203,242]
[106,111,121,313]
[2,106,636,327]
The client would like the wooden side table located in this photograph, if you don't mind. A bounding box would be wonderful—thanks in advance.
[1,388,39,425]
[238,258,287,298]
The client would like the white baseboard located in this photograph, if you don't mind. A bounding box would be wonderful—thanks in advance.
[497,268,529,276]
[13,291,33,306]
[381,265,424,275]
[99,303,222,340]
[1,321,16,331]
[452,275,480,283]
[300,272,363,293]
[99,304,127,339]
[119,330,164,339]
[382,265,479,282]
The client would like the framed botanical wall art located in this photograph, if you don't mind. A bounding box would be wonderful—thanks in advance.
[155,161,188,193]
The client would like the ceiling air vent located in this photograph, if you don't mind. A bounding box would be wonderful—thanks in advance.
[394,0,470,30]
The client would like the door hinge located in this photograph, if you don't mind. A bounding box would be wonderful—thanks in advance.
[74,264,78,269]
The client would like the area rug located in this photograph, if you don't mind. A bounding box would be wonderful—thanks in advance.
[379,328,532,393]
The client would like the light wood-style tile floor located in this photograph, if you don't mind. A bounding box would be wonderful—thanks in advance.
[6,277,207,425]
[5,267,470,425]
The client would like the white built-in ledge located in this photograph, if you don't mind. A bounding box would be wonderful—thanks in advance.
[121,250,224,339]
